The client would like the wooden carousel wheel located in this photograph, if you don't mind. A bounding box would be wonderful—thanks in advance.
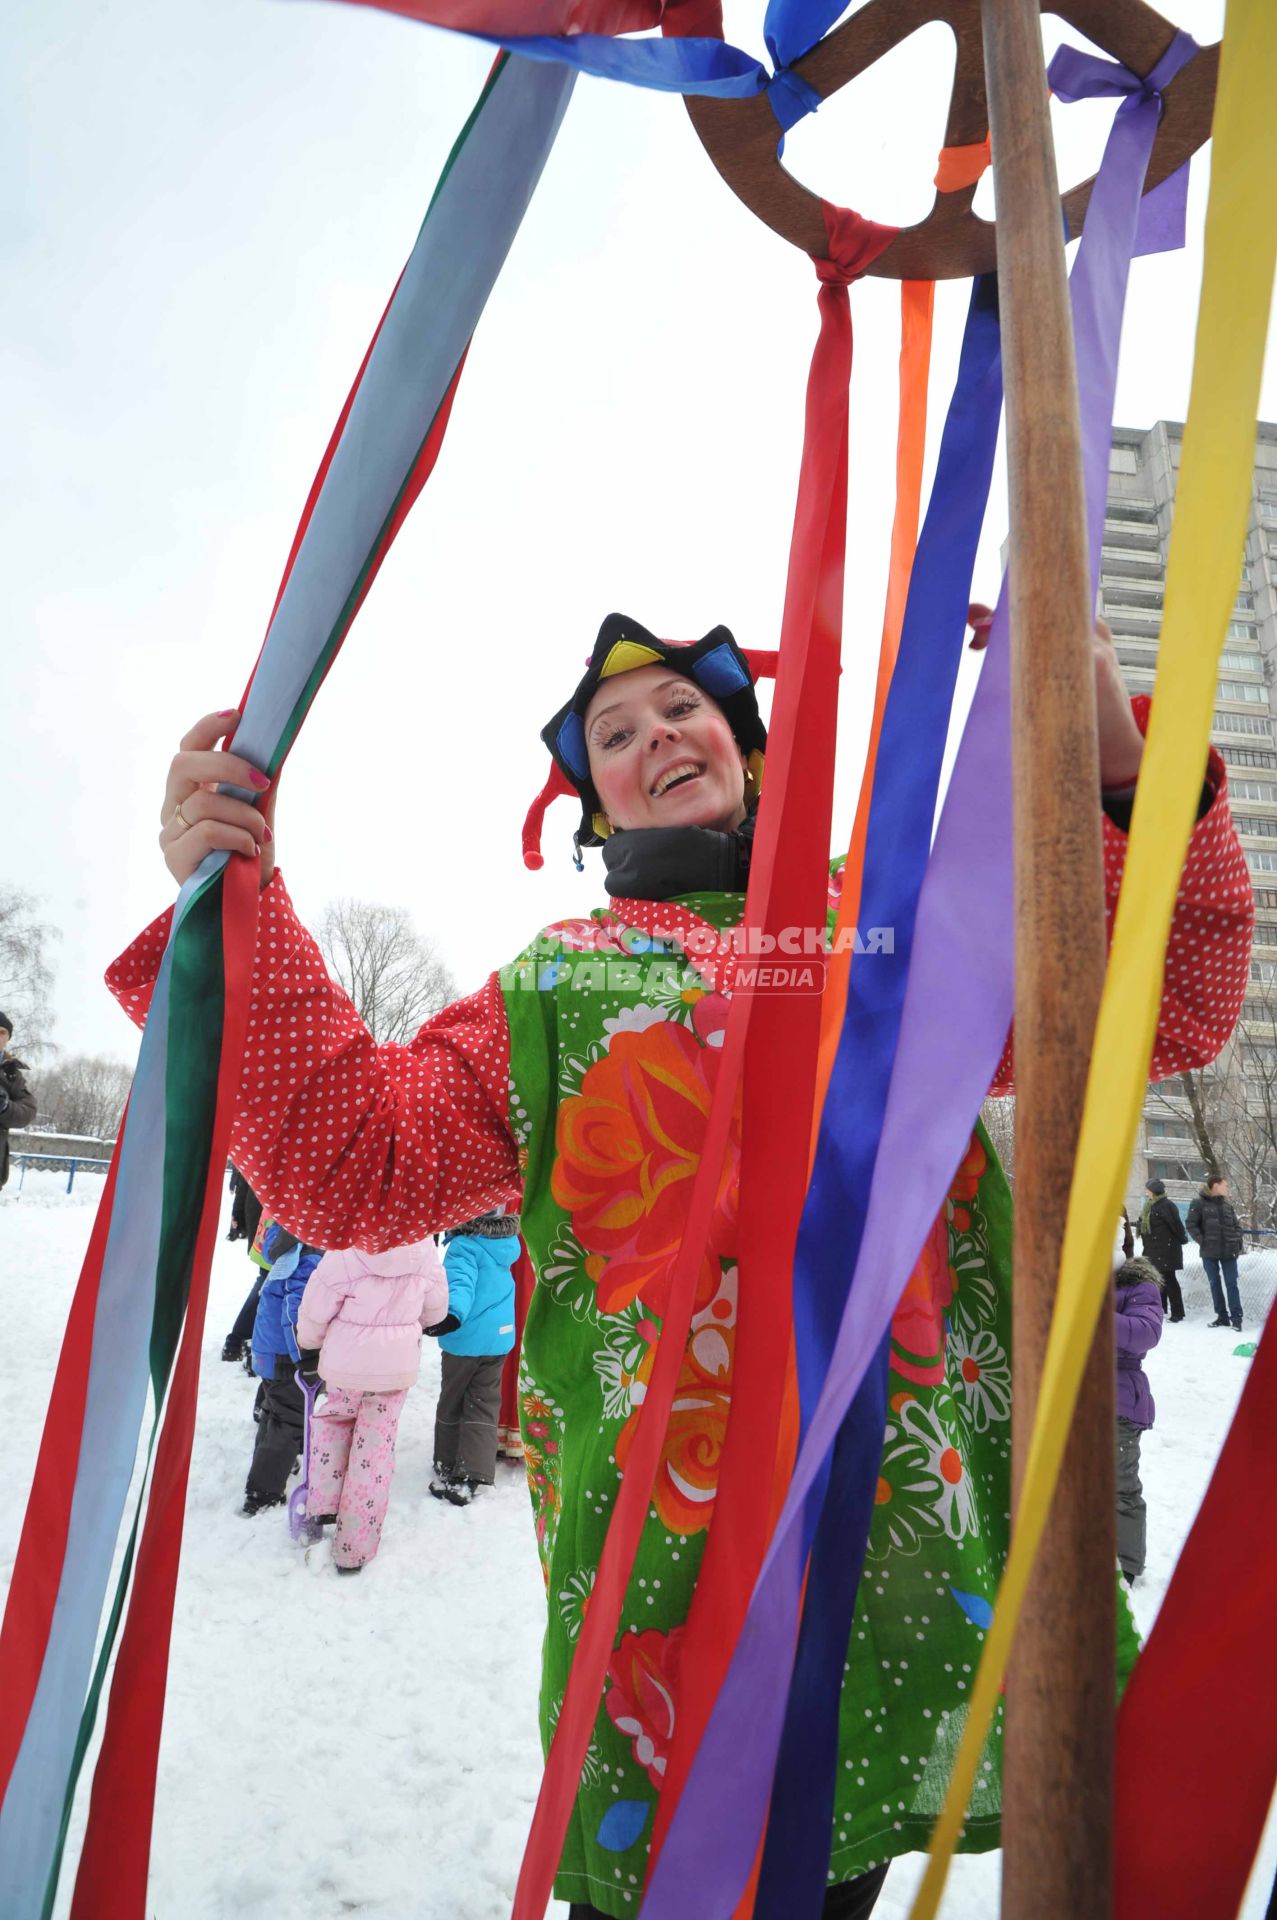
[685,0,1218,274]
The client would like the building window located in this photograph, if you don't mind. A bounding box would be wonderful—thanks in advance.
[1109,447,1139,473]
[1146,1117,1192,1139]
[1251,960,1277,982]
[1254,924,1277,945]
[1214,710,1274,737]
[1247,850,1277,872]
[1220,652,1264,673]
[1219,681,1267,703]
[1228,620,1259,640]
[1230,780,1277,803]
[1234,814,1277,837]
[1221,746,1277,769]
[1237,592,1257,611]
[1253,888,1277,909]
[1105,499,1157,523]
[1147,1157,1208,1182]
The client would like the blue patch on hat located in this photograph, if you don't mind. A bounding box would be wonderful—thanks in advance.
[692,641,750,699]
[556,710,590,782]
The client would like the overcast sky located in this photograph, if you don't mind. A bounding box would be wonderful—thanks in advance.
[6,0,1271,1065]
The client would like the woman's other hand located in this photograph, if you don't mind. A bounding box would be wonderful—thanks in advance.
[967,602,1145,789]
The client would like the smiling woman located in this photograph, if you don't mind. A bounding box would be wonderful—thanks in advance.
[103,596,1254,1920]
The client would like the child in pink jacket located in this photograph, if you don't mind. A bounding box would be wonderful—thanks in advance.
[296,1239,448,1574]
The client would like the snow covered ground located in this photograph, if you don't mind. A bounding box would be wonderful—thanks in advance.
[2,1173,1274,1919]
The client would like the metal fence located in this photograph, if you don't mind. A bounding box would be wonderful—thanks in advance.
[1176,1242,1276,1325]
[12,1152,112,1196]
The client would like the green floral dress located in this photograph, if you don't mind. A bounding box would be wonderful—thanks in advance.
[500,878,1130,1915]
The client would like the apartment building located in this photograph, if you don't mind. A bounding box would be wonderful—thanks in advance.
[1106,420,1277,1218]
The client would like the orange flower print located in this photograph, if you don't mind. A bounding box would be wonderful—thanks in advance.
[948,1132,988,1204]
[605,1627,684,1789]
[614,1268,735,1534]
[890,1207,953,1387]
[552,1021,739,1317]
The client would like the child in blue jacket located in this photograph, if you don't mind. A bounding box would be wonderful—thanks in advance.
[243,1222,324,1515]
[428,1212,520,1507]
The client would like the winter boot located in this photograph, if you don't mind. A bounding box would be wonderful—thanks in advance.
[429,1469,457,1502]
[1209,1315,1231,1328]
[221,1336,244,1363]
[442,1476,479,1508]
[240,1489,286,1517]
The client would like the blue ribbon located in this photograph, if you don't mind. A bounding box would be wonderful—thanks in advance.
[766,63,822,152]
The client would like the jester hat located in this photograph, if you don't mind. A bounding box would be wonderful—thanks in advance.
[522,612,775,868]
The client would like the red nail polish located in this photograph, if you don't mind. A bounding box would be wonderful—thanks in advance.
[218,708,238,718]
[263,826,274,844]
[248,769,270,790]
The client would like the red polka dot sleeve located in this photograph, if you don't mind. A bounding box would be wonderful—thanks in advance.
[105,872,521,1251]
[989,700,1254,1095]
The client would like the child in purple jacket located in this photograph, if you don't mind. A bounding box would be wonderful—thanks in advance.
[1114,1255,1165,1585]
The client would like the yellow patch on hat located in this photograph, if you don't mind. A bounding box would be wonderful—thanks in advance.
[598,640,664,679]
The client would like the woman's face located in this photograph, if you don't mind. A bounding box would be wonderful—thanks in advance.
[584,663,749,835]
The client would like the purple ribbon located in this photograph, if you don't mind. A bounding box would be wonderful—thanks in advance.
[640,30,1199,1919]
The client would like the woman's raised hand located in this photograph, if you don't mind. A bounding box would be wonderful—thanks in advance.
[159,711,277,888]
[967,602,1145,789]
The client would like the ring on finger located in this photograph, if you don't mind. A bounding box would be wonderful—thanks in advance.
[171,799,193,832]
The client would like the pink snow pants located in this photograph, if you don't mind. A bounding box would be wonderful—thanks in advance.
[307,1386,409,1570]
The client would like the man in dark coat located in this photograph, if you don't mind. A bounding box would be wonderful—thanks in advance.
[1138,1177,1188,1322]
[0,1013,38,1190]
[1186,1173,1244,1331]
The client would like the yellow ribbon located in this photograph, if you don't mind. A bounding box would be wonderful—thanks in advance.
[910,2,1277,1911]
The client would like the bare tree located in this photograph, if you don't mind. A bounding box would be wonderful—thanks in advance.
[980,1094,1016,1188]
[316,898,457,1044]
[0,885,60,1059]
[36,1054,132,1140]
[1148,1066,1226,1182]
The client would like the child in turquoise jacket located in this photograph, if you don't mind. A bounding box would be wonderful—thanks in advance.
[429,1212,520,1507]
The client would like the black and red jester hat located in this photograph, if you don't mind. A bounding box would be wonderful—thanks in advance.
[522,612,775,868]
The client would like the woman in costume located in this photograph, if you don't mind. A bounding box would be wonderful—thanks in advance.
[109,610,1252,1917]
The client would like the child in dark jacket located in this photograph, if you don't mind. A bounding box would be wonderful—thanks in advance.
[428,1211,520,1508]
[1114,1256,1165,1584]
[243,1224,324,1515]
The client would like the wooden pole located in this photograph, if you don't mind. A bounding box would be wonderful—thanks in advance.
[981,4,1116,1917]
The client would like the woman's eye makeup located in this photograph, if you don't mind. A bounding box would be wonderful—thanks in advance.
[593,688,701,751]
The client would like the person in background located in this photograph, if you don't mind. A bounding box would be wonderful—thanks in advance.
[0,1013,37,1191]
[429,1211,520,1508]
[1186,1172,1245,1332]
[244,1224,323,1515]
[1113,1255,1165,1586]
[1137,1177,1188,1322]
[227,1164,262,1245]
[222,1167,269,1362]
[295,1238,448,1574]
[496,1242,536,1462]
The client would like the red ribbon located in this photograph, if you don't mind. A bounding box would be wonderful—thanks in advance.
[1114,1308,1277,1919]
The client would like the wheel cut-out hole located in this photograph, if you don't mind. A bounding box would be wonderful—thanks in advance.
[973,13,1126,223]
[780,21,956,229]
